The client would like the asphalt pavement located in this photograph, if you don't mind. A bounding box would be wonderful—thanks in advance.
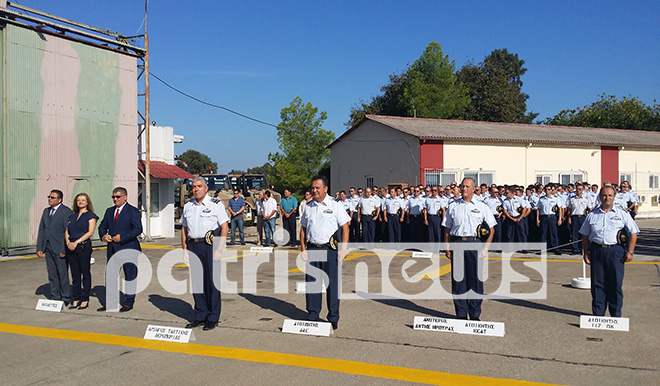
[1,219,659,385]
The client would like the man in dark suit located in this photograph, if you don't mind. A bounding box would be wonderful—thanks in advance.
[37,189,73,304]
[98,187,142,312]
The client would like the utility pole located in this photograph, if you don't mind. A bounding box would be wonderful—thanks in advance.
[144,0,152,240]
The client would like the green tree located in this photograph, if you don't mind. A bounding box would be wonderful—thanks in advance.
[544,94,660,130]
[402,41,469,119]
[345,42,468,128]
[457,48,537,123]
[176,149,217,174]
[228,169,246,175]
[269,97,335,195]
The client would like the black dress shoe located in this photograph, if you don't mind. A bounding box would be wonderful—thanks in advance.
[185,320,205,329]
[331,321,338,330]
[97,306,106,312]
[203,321,218,331]
[470,317,481,321]
[119,304,133,312]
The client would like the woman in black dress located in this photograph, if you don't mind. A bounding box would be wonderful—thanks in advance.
[65,193,98,309]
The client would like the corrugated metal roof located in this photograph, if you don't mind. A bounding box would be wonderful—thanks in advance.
[330,115,660,148]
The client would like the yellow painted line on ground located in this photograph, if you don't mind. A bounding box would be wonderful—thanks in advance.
[0,322,558,386]
[416,263,453,280]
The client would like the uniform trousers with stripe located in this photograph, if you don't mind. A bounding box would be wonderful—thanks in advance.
[387,214,402,243]
[305,244,340,323]
[450,237,484,319]
[427,215,442,243]
[361,215,375,243]
[570,215,586,254]
[590,243,625,317]
[188,241,221,323]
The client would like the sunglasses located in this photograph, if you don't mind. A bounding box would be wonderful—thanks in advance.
[47,196,59,199]
[111,195,123,199]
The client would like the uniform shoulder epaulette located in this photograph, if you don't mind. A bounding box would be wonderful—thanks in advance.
[211,197,221,204]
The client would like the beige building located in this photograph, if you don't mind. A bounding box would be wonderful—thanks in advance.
[329,115,660,218]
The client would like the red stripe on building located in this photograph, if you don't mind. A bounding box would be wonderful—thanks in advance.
[600,146,619,185]
[419,140,443,185]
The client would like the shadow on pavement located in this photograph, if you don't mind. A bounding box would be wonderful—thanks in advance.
[369,297,455,319]
[35,283,49,297]
[494,298,582,317]
[239,293,307,320]
[149,294,193,321]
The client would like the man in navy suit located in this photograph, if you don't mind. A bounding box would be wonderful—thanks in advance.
[98,187,142,312]
[37,189,73,304]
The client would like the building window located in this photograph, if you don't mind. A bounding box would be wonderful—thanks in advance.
[650,175,659,189]
[465,172,494,186]
[620,173,632,185]
[426,172,457,187]
[365,176,374,189]
[536,174,552,185]
[559,173,583,185]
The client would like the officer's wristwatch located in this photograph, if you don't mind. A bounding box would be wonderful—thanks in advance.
[626,250,634,255]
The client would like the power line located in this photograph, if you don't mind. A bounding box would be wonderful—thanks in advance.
[150,72,278,128]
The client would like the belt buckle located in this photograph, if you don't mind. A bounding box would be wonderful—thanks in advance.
[461,237,468,241]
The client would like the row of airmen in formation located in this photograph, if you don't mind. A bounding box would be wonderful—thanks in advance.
[332,180,639,255]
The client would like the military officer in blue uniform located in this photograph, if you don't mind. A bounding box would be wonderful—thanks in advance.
[347,187,360,242]
[383,187,405,243]
[181,176,229,331]
[579,185,639,317]
[484,187,504,244]
[407,187,427,242]
[502,187,524,244]
[357,187,380,243]
[567,183,591,255]
[443,178,497,320]
[536,184,562,255]
[424,186,446,243]
[300,175,350,329]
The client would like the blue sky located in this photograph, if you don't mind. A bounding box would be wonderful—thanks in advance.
[17,0,659,173]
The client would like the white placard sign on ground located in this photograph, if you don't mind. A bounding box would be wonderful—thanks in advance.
[282,319,332,336]
[295,282,326,293]
[413,316,457,333]
[144,325,195,343]
[250,246,273,253]
[413,316,505,337]
[36,299,64,312]
[580,315,629,332]
[412,251,433,258]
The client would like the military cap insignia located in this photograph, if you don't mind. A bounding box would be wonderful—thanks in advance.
[516,206,523,214]
[616,227,630,248]
[476,221,491,242]
[396,209,402,217]
[552,205,559,213]
[584,207,591,216]
[204,230,215,245]
[496,205,503,213]
[329,234,338,250]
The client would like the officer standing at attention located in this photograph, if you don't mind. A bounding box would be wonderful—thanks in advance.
[407,187,426,242]
[567,183,590,255]
[357,187,380,243]
[579,186,638,317]
[347,187,360,242]
[424,186,445,244]
[300,175,350,329]
[484,187,504,244]
[537,184,562,255]
[443,178,496,320]
[181,176,229,331]
[383,187,405,243]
